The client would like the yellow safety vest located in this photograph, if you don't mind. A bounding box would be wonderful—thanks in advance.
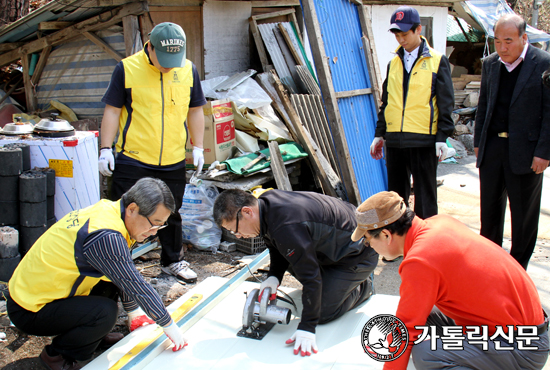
[9,200,132,312]
[116,43,194,166]
[384,39,443,136]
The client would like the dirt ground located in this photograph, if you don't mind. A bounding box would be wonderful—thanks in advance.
[0,245,289,369]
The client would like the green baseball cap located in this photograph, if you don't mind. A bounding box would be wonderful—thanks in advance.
[149,22,187,68]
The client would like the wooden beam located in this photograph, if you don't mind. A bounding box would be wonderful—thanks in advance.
[267,141,293,191]
[335,88,372,99]
[301,0,361,205]
[21,54,36,113]
[0,42,25,53]
[357,5,382,110]
[271,72,339,198]
[83,32,124,62]
[0,2,148,68]
[31,46,52,86]
[38,21,73,30]
[90,0,131,6]
[139,13,155,44]
[249,17,270,72]
[251,9,295,21]
[123,15,140,56]
[251,0,300,6]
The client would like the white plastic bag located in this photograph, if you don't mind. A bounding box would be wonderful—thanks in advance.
[179,184,221,250]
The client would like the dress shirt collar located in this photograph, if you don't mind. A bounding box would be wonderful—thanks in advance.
[500,42,528,72]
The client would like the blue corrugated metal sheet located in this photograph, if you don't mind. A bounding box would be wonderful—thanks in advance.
[36,30,125,119]
[309,0,387,201]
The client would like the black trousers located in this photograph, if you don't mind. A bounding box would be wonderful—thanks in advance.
[318,248,378,324]
[479,136,543,269]
[386,146,438,219]
[111,163,187,266]
[6,282,120,361]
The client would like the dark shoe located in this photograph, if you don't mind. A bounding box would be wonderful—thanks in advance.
[39,348,81,370]
[98,332,124,349]
[382,256,402,263]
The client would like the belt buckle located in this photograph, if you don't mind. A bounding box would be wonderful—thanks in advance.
[498,132,509,138]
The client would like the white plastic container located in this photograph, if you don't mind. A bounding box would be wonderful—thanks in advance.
[0,131,99,220]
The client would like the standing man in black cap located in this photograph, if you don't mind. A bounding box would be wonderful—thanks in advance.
[98,22,207,282]
[369,6,454,223]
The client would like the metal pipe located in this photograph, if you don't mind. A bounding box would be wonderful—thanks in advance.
[119,249,270,370]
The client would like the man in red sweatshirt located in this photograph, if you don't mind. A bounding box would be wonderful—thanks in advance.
[351,191,549,370]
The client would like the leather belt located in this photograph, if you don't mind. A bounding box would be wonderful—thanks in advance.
[539,310,550,336]
[497,132,509,138]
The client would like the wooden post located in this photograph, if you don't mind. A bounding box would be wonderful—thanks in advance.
[83,32,124,62]
[300,0,361,205]
[267,141,292,191]
[357,5,383,107]
[123,15,140,57]
[139,13,155,44]
[31,46,52,86]
[21,53,36,113]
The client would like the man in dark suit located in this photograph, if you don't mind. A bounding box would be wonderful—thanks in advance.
[474,14,550,269]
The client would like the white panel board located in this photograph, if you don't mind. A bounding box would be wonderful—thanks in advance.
[86,276,416,369]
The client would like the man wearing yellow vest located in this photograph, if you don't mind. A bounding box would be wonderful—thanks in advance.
[98,22,206,282]
[370,6,454,225]
[7,178,187,370]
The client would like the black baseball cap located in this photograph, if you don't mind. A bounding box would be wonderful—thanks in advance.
[389,6,421,32]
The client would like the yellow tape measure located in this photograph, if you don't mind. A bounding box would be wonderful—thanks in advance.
[109,294,202,370]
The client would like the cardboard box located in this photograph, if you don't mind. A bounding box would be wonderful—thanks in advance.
[186,99,236,169]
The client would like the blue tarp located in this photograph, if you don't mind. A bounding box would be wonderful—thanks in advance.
[463,0,550,43]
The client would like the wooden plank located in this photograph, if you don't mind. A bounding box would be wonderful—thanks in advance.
[0,42,24,53]
[83,32,124,62]
[251,9,295,21]
[0,2,148,68]
[139,13,155,44]
[249,17,270,72]
[38,21,73,30]
[149,6,201,11]
[271,71,339,197]
[267,141,293,191]
[123,15,140,57]
[31,46,52,86]
[255,73,298,143]
[301,0,361,205]
[335,88,372,99]
[357,5,382,110]
[251,0,300,6]
[278,23,303,66]
[21,54,36,113]
[311,94,340,173]
[273,26,302,92]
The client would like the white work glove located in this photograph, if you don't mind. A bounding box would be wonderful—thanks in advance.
[163,320,188,352]
[98,148,115,177]
[193,146,205,174]
[286,330,318,356]
[370,137,385,160]
[127,307,155,332]
[435,142,448,161]
[259,276,279,302]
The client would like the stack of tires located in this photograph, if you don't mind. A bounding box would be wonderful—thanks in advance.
[19,171,48,256]
[0,147,23,231]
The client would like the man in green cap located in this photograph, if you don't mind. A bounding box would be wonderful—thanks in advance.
[99,22,206,283]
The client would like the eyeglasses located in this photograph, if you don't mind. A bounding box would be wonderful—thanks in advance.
[145,215,168,231]
[229,208,243,235]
